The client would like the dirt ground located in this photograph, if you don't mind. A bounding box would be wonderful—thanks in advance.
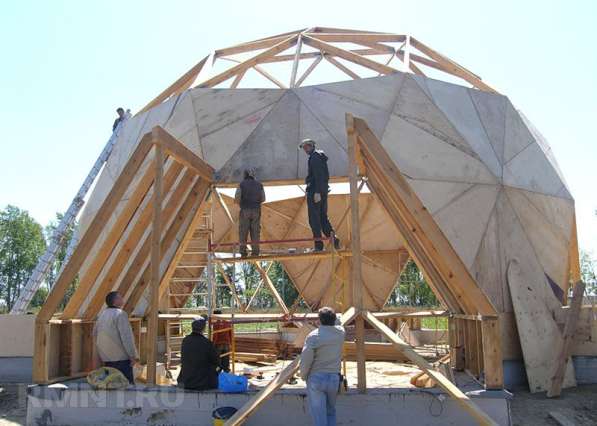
[0,385,26,426]
[2,381,597,425]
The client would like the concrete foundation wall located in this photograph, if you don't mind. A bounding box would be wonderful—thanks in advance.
[0,314,35,356]
[27,385,511,426]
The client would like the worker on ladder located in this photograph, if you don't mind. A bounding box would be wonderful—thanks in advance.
[234,168,266,258]
[112,107,131,132]
[300,139,340,252]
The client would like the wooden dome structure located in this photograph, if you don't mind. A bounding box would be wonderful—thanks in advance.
[32,28,581,417]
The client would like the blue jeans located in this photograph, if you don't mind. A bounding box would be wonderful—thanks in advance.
[104,359,134,384]
[307,372,339,426]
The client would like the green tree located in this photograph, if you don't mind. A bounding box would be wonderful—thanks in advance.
[44,212,78,310]
[389,260,439,307]
[0,205,46,312]
[580,250,596,296]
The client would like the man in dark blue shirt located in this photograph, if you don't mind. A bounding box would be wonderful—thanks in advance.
[300,139,341,252]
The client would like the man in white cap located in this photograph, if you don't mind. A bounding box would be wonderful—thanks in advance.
[234,168,266,257]
[300,139,340,252]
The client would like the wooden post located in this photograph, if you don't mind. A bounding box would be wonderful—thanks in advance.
[548,281,586,397]
[147,142,164,385]
[346,113,366,392]
[481,318,504,389]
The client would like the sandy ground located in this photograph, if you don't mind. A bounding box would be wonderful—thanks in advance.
[3,380,597,425]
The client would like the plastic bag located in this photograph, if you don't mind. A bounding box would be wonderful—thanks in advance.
[87,367,129,390]
[217,372,248,393]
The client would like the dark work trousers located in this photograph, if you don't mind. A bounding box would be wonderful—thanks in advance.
[216,343,231,373]
[104,359,135,384]
[239,208,261,256]
[307,192,335,250]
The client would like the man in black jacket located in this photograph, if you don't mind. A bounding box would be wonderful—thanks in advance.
[234,169,266,257]
[300,139,341,252]
[177,317,220,390]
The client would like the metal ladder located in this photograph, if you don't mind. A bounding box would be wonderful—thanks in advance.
[10,114,130,314]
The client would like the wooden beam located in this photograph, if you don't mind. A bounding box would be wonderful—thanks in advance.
[295,55,322,87]
[289,35,302,88]
[307,33,406,43]
[139,55,209,114]
[254,262,289,314]
[548,281,586,397]
[80,162,185,319]
[303,35,398,76]
[214,34,299,58]
[230,70,246,88]
[346,113,366,393]
[200,35,298,88]
[35,134,153,323]
[60,161,156,319]
[220,57,287,89]
[353,117,496,316]
[224,307,358,426]
[481,318,504,389]
[152,126,214,181]
[409,37,497,93]
[216,264,244,310]
[363,311,498,426]
[123,178,207,313]
[146,142,163,385]
[325,55,360,80]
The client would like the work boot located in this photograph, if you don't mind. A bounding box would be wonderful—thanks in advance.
[251,250,260,257]
[333,236,341,250]
[314,241,324,252]
[240,251,248,258]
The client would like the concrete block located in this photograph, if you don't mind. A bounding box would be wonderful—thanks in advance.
[0,314,35,356]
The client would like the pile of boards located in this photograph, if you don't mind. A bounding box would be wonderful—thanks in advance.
[234,336,300,363]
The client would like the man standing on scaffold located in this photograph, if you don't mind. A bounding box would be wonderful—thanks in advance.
[300,139,341,252]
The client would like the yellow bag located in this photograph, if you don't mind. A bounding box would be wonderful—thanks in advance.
[87,366,130,390]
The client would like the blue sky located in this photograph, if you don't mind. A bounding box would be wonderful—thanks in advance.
[1,0,595,256]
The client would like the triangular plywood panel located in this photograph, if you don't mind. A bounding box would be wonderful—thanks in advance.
[392,75,476,158]
[381,114,497,184]
[469,89,507,165]
[426,80,502,179]
[217,91,301,182]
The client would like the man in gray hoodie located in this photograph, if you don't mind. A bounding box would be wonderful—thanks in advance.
[299,307,345,426]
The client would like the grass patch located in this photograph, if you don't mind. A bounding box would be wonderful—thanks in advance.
[421,317,448,330]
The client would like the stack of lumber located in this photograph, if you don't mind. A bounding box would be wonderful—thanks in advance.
[410,354,454,388]
[234,336,301,359]
[343,342,409,362]
[236,352,277,363]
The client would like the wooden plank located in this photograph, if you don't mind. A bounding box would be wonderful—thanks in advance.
[325,55,360,79]
[61,162,156,319]
[254,262,289,314]
[346,113,366,392]
[289,35,302,87]
[363,311,498,426]
[214,35,297,58]
[36,134,153,323]
[353,117,496,316]
[548,281,586,397]
[224,307,358,426]
[216,264,245,310]
[309,33,406,43]
[32,322,50,383]
[113,173,199,314]
[124,179,209,312]
[409,37,497,93]
[303,35,398,76]
[81,163,185,319]
[200,36,298,88]
[139,55,209,114]
[507,260,576,393]
[152,126,214,181]
[481,318,504,389]
[147,143,164,385]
